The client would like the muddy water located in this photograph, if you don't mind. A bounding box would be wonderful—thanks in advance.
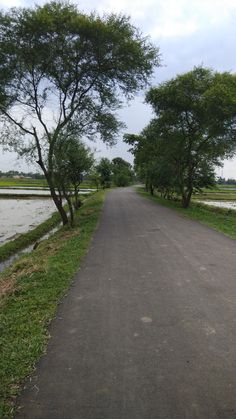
[0,199,57,244]
[0,188,94,196]
[199,200,236,210]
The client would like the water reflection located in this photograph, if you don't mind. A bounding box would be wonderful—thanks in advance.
[0,188,94,196]
[198,200,236,210]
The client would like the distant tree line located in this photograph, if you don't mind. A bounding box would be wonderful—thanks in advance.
[125,67,236,208]
[217,177,236,185]
[95,157,134,189]
[0,170,45,179]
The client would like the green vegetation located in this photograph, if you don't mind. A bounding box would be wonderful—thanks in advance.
[138,188,236,240]
[112,157,134,187]
[125,67,236,208]
[0,190,105,418]
[0,178,47,188]
[96,157,134,188]
[0,1,159,225]
[0,177,98,190]
[193,190,236,201]
[54,136,94,223]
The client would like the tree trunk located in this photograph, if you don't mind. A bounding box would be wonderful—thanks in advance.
[63,188,74,226]
[181,189,192,208]
[37,160,69,225]
[74,186,82,209]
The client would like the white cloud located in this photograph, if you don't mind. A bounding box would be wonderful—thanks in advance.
[74,0,236,38]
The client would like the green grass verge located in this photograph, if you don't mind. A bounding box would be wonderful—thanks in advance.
[137,188,236,240]
[0,190,105,418]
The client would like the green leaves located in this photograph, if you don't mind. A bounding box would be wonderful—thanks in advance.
[0,1,159,223]
[128,67,236,207]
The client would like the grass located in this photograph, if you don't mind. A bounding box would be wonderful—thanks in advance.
[0,178,47,188]
[0,177,97,190]
[138,188,236,240]
[0,190,105,418]
[192,184,236,201]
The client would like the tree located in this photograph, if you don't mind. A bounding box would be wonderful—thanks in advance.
[96,158,112,188]
[144,67,236,207]
[54,136,94,224]
[0,1,160,223]
[88,170,100,190]
[112,157,133,186]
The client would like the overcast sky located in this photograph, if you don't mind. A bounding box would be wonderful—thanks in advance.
[0,0,236,177]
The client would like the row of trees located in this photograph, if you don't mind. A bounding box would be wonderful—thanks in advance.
[125,67,236,208]
[96,157,134,188]
[0,170,45,179]
[0,1,159,224]
[217,177,236,185]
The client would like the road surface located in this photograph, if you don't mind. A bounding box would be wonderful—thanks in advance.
[16,188,236,418]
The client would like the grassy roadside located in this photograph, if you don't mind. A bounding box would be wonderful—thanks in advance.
[137,188,236,240]
[0,190,105,418]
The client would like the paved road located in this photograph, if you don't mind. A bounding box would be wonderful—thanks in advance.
[16,188,236,419]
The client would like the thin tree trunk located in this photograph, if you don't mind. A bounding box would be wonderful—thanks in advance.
[181,189,192,208]
[37,160,69,225]
[63,188,74,226]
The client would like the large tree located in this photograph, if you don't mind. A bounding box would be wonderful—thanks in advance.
[0,1,159,223]
[144,67,236,207]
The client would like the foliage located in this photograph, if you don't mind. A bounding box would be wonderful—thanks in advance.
[96,158,113,188]
[0,1,159,223]
[217,177,236,185]
[112,157,133,186]
[54,136,94,224]
[126,67,236,207]
[88,170,100,190]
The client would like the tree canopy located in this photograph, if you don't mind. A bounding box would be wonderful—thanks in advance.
[126,67,236,207]
[112,157,133,186]
[0,1,159,223]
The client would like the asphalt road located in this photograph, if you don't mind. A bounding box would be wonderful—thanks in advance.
[16,187,236,419]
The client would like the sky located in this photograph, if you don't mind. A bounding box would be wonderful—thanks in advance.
[0,0,236,177]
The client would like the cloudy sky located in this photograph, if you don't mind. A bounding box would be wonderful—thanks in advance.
[0,0,236,177]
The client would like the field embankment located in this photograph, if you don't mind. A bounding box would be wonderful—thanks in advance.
[0,190,105,418]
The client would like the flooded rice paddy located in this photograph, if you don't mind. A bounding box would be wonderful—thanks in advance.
[198,200,236,210]
[0,199,57,244]
[0,187,95,245]
[0,188,94,196]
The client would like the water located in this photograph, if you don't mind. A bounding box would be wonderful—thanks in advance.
[0,199,57,244]
[0,225,61,273]
[198,200,236,210]
[0,188,95,196]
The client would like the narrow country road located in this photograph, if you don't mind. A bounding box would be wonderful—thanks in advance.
[16,187,236,419]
